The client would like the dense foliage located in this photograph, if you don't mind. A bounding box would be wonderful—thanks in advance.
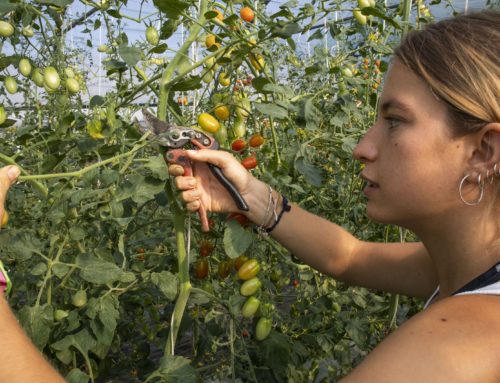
[0,0,478,381]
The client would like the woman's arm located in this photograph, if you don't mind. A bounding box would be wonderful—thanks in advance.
[172,150,439,298]
[0,166,65,382]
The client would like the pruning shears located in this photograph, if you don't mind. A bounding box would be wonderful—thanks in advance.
[132,109,249,232]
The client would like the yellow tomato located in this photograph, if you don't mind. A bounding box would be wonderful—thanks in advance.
[198,113,220,133]
[214,105,230,120]
[218,72,230,87]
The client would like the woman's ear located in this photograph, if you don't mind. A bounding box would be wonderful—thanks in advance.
[469,123,500,170]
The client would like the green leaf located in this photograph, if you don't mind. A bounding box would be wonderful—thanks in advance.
[155,355,200,382]
[254,102,288,120]
[76,253,123,285]
[170,76,202,92]
[89,95,105,108]
[223,220,253,259]
[345,318,368,347]
[66,368,90,383]
[153,0,190,19]
[18,304,53,349]
[259,332,291,380]
[51,329,97,361]
[35,0,73,6]
[0,1,17,13]
[270,22,301,38]
[295,157,323,187]
[303,98,321,130]
[144,155,169,181]
[118,45,142,67]
[0,229,42,261]
[151,271,178,300]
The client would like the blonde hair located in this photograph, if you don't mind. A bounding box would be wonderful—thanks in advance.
[394,10,500,136]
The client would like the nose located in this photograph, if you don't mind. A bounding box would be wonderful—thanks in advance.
[353,125,378,163]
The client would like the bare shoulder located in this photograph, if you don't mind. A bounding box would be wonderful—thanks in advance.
[340,294,500,383]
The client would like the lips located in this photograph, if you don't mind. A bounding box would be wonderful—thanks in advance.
[360,173,379,187]
[360,173,379,196]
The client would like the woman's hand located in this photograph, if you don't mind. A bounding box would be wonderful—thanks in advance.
[168,149,258,215]
[0,166,20,225]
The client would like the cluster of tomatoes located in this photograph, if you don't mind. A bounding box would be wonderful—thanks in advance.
[194,238,272,341]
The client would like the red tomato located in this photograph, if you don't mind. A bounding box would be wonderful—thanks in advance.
[241,156,258,170]
[227,213,250,228]
[249,134,264,148]
[217,260,231,279]
[231,139,247,152]
[240,7,255,22]
[233,255,249,271]
[194,259,209,279]
[199,240,214,257]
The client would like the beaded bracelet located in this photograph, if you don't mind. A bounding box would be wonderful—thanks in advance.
[265,195,291,234]
[0,260,12,296]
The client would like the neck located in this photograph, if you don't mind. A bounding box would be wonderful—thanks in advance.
[412,207,500,298]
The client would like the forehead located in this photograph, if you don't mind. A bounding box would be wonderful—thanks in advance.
[380,60,444,115]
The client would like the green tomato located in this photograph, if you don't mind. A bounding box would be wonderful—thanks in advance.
[31,68,45,87]
[235,97,251,119]
[358,0,371,8]
[71,290,87,308]
[97,44,109,53]
[64,67,76,78]
[0,21,14,38]
[232,116,246,138]
[241,296,260,318]
[0,106,6,125]
[214,122,228,145]
[65,78,80,93]
[353,9,368,25]
[22,26,34,38]
[44,66,61,90]
[19,58,32,77]
[341,67,353,78]
[4,76,17,94]
[54,309,69,321]
[240,277,262,296]
[145,26,160,45]
[255,317,272,341]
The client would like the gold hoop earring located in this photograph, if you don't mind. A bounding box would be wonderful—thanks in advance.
[459,174,484,206]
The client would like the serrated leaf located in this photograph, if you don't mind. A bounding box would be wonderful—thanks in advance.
[151,271,178,300]
[155,355,200,382]
[254,103,288,119]
[295,157,323,187]
[223,220,253,259]
[76,253,123,284]
[118,45,142,67]
[271,22,301,38]
[66,368,90,383]
[35,0,73,6]
[0,1,17,13]
[144,155,169,180]
[153,0,190,18]
[18,304,53,349]
[170,75,202,91]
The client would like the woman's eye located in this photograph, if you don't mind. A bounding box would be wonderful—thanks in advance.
[386,117,401,129]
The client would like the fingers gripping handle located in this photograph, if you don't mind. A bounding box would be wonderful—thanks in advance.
[165,150,210,232]
[207,164,249,211]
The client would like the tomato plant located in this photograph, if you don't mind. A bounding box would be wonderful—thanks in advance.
[0,0,444,380]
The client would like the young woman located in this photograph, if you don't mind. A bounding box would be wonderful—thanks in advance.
[169,10,500,381]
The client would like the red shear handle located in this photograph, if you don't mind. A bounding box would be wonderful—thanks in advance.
[165,149,210,232]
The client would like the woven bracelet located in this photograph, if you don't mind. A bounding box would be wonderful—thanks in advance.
[265,195,291,234]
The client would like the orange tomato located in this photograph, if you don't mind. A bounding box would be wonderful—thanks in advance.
[240,7,255,22]
[249,134,264,148]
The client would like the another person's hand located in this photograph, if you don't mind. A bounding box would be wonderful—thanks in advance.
[168,149,257,215]
[0,166,20,226]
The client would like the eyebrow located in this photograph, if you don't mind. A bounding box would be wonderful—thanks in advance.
[380,99,413,114]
